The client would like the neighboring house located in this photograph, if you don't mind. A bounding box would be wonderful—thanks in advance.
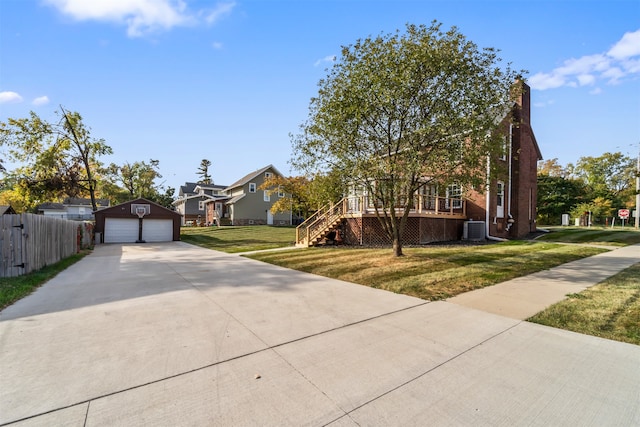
[217,165,291,226]
[0,205,17,215]
[37,197,110,221]
[296,82,542,247]
[172,182,228,225]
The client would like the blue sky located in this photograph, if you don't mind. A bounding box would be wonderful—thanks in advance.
[1,0,639,194]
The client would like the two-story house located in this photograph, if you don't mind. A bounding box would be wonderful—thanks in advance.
[296,82,542,247]
[217,165,291,226]
[172,182,228,226]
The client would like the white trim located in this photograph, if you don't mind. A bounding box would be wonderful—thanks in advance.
[496,181,505,218]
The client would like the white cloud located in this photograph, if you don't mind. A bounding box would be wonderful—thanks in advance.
[314,55,336,67]
[528,72,566,90]
[607,29,640,59]
[589,87,602,95]
[576,74,595,86]
[529,29,640,91]
[202,2,235,25]
[32,96,50,106]
[44,0,235,37]
[0,91,23,104]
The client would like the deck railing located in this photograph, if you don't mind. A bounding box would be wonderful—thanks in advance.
[296,195,466,246]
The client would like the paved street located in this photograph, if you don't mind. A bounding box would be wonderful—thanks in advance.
[1,242,638,426]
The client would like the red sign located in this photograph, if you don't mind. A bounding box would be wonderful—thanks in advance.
[618,209,630,219]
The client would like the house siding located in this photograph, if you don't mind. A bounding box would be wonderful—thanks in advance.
[226,166,291,226]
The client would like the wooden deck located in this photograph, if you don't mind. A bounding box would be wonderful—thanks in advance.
[296,196,467,247]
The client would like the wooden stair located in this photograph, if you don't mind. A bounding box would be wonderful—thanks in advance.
[295,199,346,247]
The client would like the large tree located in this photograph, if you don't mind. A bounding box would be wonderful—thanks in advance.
[291,22,521,256]
[0,108,112,211]
[536,174,585,224]
[107,159,175,208]
[571,152,635,207]
[197,159,212,184]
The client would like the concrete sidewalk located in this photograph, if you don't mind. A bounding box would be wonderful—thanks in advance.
[448,243,640,319]
[0,242,638,426]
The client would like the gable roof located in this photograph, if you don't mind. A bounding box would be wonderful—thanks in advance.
[225,164,284,191]
[96,197,181,217]
[179,182,198,196]
[179,182,227,197]
[37,202,66,211]
[0,205,16,215]
[62,197,110,207]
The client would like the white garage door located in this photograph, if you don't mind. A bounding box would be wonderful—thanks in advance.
[104,218,139,243]
[142,219,173,242]
[104,218,174,243]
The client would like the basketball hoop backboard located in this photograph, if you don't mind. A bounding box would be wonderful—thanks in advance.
[131,203,151,218]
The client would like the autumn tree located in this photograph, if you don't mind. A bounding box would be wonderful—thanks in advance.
[0,108,112,211]
[291,22,521,256]
[107,159,175,208]
[572,152,635,206]
[537,158,567,178]
[197,159,212,184]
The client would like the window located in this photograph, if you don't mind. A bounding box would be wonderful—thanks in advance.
[198,201,205,211]
[263,191,270,202]
[496,181,505,218]
[265,172,272,178]
[249,183,256,193]
[278,187,285,198]
[446,184,462,209]
[500,124,512,161]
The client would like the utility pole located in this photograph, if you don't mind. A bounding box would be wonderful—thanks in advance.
[635,142,640,230]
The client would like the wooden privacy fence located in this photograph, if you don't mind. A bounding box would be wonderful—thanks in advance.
[0,214,94,278]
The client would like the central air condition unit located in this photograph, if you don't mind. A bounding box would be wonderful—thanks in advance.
[463,221,485,241]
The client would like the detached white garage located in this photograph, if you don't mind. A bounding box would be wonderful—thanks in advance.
[95,198,181,243]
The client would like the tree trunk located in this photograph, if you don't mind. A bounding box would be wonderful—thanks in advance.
[392,237,403,257]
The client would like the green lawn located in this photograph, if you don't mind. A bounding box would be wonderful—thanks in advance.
[529,263,640,345]
[247,241,607,300]
[180,225,297,253]
[537,226,640,246]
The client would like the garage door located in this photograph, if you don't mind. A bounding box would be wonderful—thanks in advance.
[141,219,173,242]
[104,218,139,243]
[104,218,173,243]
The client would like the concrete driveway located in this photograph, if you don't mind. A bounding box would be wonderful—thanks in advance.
[1,242,638,426]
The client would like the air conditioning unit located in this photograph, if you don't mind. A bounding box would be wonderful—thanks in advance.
[463,221,485,241]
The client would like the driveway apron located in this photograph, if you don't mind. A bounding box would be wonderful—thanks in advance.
[1,242,638,426]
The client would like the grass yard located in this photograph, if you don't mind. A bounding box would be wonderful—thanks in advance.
[181,225,297,253]
[536,226,640,246]
[247,241,607,300]
[0,251,90,310]
[529,263,640,345]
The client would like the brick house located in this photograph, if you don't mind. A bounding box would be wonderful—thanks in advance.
[296,82,542,247]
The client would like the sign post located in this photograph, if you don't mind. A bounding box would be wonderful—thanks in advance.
[618,208,630,228]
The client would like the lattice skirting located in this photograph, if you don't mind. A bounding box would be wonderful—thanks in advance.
[341,217,465,246]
